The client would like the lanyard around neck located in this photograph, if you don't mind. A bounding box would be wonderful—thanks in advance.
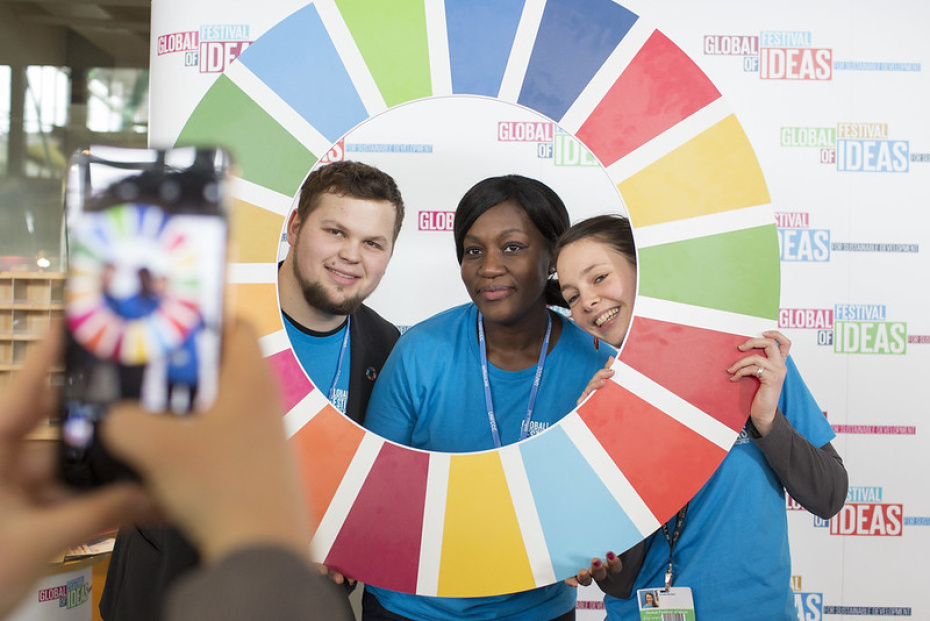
[477,311,552,448]
[328,316,350,402]
[661,503,689,590]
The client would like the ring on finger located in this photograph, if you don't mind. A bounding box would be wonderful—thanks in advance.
[756,365,764,379]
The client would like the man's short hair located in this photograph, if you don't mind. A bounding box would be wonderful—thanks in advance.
[296,161,405,242]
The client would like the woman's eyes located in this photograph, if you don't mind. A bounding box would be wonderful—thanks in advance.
[464,243,525,256]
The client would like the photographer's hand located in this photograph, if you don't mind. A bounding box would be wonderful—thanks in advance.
[102,320,310,564]
[0,327,149,616]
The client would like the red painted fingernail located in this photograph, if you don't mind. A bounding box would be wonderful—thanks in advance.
[593,559,602,568]
[607,552,616,560]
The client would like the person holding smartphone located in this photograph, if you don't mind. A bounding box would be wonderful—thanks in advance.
[0,320,352,621]
[102,160,406,620]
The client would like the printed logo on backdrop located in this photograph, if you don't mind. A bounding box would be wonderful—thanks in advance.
[807,410,918,437]
[790,579,912,618]
[318,138,443,232]
[575,601,605,611]
[318,137,433,162]
[498,122,598,167]
[156,24,252,73]
[37,575,91,609]
[779,122,926,173]
[777,210,923,352]
[821,503,903,536]
[703,30,921,78]
[318,139,345,164]
[807,486,907,537]
[794,591,824,621]
[779,302,908,354]
[823,606,912,616]
[789,576,826,621]
[833,304,906,355]
[776,212,829,262]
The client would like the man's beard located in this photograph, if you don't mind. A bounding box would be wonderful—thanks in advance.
[292,259,365,317]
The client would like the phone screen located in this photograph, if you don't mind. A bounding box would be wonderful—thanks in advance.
[60,146,229,488]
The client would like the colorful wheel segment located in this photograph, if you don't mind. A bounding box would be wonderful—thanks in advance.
[174,0,778,597]
[65,203,204,366]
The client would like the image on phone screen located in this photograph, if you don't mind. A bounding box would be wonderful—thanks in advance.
[60,146,228,487]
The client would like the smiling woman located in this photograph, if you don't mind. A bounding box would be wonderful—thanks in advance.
[556,215,638,349]
[362,175,612,619]
[161,0,780,601]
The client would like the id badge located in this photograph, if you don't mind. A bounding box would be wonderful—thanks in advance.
[637,587,696,621]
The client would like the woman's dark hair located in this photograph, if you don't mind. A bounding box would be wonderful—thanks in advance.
[554,214,637,268]
[453,175,571,307]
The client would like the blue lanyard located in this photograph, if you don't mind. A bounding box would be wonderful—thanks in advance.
[477,311,552,448]
[328,316,350,402]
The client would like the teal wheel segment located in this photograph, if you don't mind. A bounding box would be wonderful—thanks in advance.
[519,425,646,580]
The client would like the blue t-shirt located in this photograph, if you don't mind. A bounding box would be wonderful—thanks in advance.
[604,355,836,621]
[364,303,613,620]
[283,313,351,413]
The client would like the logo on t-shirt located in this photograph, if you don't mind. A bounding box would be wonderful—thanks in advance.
[524,420,550,437]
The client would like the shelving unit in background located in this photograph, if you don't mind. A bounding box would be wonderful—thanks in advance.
[0,272,65,433]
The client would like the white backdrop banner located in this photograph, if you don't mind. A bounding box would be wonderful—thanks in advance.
[150,1,929,618]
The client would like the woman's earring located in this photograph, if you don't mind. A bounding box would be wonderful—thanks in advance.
[594,337,600,350]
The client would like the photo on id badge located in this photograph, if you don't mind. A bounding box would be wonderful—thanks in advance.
[637,587,695,621]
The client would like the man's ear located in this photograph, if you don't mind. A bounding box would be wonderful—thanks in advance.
[286,210,301,245]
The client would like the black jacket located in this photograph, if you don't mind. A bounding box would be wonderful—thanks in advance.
[341,304,401,425]
[100,304,399,621]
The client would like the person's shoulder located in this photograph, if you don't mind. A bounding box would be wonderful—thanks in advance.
[354,304,400,338]
[395,303,474,345]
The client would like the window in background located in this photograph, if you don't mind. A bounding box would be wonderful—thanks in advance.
[87,68,149,134]
[0,65,10,175]
[24,65,70,178]
[1,65,149,272]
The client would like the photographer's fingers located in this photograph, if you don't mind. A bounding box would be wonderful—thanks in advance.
[24,484,149,560]
[104,318,308,565]
[102,320,273,474]
[212,320,280,423]
[0,325,60,444]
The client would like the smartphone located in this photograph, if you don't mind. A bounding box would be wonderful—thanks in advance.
[59,145,230,488]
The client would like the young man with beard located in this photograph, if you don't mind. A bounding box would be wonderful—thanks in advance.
[277,160,405,422]
[100,161,405,621]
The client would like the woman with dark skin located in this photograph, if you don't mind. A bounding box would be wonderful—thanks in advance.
[363,176,613,620]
